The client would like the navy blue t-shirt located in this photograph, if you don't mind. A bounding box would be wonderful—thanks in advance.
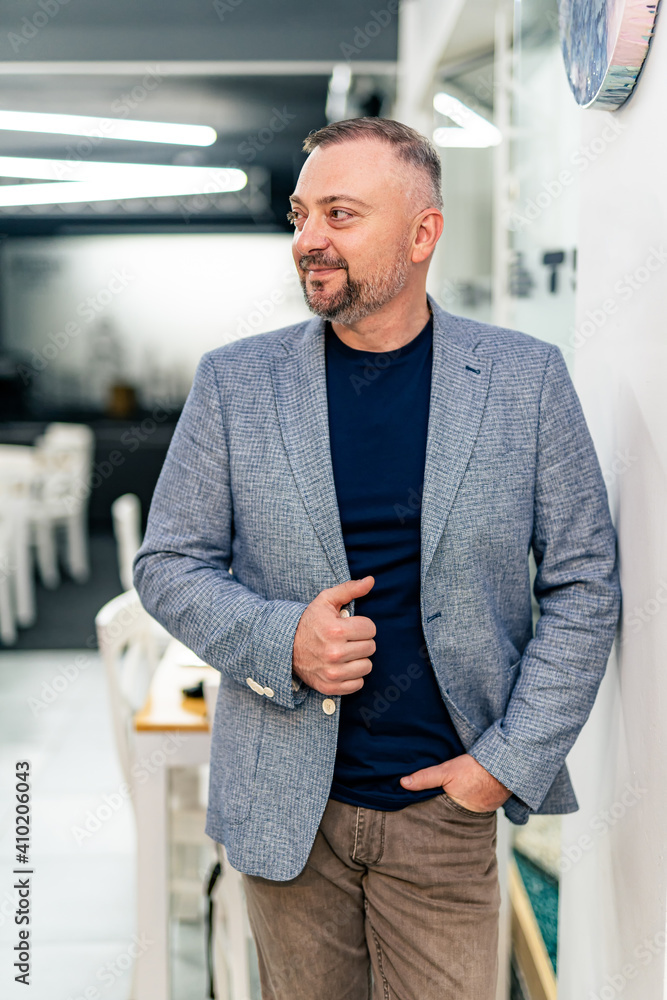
[325,311,466,811]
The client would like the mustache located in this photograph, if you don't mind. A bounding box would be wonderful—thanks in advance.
[298,255,347,271]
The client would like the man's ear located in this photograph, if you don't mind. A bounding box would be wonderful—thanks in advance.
[411,209,444,264]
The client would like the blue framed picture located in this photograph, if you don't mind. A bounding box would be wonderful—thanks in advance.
[559,0,662,109]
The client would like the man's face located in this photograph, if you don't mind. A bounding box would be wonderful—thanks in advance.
[289,139,417,324]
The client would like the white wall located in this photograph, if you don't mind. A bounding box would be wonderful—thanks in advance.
[508,42,581,355]
[1,233,310,409]
[558,17,667,1000]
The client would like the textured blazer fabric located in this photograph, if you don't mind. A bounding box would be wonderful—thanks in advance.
[133,292,621,881]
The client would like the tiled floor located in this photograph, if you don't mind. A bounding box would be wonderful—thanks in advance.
[0,650,215,1000]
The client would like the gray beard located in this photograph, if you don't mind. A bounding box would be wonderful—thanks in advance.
[299,251,411,325]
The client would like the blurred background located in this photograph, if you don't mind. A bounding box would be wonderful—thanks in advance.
[0,0,664,998]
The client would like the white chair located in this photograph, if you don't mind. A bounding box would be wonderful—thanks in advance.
[111,493,143,592]
[96,589,163,999]
[29,424,94,587]
[110,492,171,653]
[42,422,95,463]
[0,514,17,645]
[95,588,160,782]
[95,590,214,930]
[0,468,36,630]
[209,842,255,1000]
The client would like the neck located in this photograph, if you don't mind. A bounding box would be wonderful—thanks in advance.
[330,286,431,353]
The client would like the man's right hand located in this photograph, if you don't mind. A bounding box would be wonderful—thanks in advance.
[292,577,376,695]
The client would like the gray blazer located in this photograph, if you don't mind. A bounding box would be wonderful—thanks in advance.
[133,292,621,880]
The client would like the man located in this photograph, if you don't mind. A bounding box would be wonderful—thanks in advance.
[133,117,621,999]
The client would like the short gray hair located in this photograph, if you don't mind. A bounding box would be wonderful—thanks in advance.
[302,117,443,213]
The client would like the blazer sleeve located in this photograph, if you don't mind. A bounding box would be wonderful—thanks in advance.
[132,351,310,711]
[467,344,622,810]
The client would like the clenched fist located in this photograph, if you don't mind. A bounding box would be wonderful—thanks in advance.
[292,577,376,695]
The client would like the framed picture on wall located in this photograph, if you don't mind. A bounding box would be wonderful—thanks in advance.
[559,0,662,109]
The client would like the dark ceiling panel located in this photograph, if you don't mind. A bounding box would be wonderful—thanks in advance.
[1,0,399,62]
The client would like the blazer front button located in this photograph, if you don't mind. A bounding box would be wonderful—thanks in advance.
[322,698,336,715]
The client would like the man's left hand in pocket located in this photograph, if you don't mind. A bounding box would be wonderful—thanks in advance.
[400,753,512,813]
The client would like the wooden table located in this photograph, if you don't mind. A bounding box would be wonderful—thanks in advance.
[132,637,220,1000]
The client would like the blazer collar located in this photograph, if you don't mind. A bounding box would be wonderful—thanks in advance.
[277,292,484,356]
[270,293,493,588]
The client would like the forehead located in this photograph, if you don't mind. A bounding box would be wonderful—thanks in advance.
[293,138,404,203]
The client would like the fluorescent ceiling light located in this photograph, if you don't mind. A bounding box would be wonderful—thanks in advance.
[328,64,352,95]
[432,93,501,148]
[0,155,244,184]
[0,155,246,207]
[325,63,352,123]
[0,109,216,146]
[0,181,239,207]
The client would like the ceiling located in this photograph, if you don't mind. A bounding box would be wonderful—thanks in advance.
[0,0,399,62]
[0,0,398,234]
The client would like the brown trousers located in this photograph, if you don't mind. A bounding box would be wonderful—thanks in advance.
[238,791,501,1000]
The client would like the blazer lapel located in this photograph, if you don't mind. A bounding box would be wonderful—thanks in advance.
[270,316,351,585]
[420,297,493,586]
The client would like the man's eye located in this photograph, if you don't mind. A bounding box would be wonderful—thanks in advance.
[286,210,301,225]
[330,209,351,220]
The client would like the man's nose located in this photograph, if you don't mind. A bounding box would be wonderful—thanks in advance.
[293,214,330,256]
